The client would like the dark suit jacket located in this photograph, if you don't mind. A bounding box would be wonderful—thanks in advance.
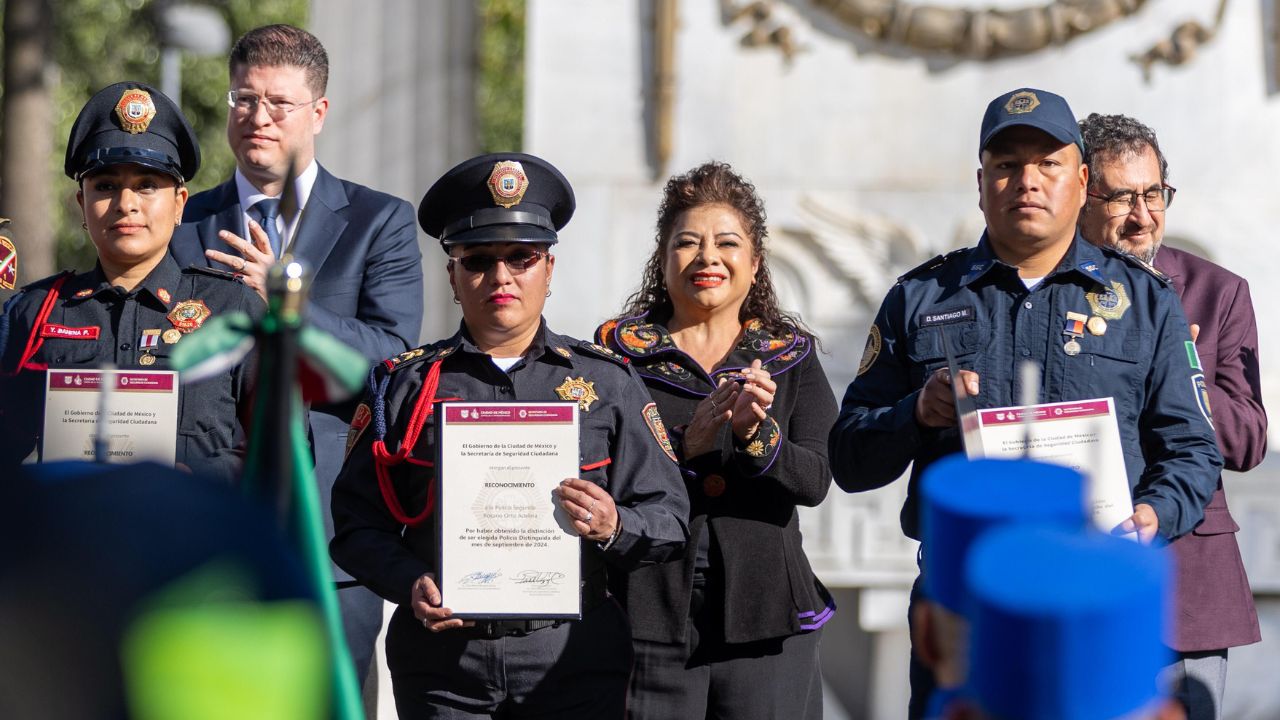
[1155,246,1264,651]
[171,165,424,580]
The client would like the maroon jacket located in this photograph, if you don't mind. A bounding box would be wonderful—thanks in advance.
[1155,246,1265,651]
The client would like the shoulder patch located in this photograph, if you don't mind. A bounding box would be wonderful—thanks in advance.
[575,340,630,368]
[183,265,243,282]
[642,402,678,463]
[896,248,967,284]
[345,402,372,460]
[857,324,882,376]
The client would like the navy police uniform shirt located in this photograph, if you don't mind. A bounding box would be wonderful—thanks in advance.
[0,253,263,479]
[330,320,691,608]
[829,234,1223,541]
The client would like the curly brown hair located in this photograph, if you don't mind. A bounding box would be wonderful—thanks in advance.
[619,161,810,340]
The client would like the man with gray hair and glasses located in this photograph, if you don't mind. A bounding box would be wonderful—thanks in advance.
[1079,112,1266,720]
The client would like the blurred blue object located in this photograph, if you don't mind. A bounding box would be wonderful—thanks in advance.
[965,524,1171,720]
[0,461,313,720]
[921,455,1086,613]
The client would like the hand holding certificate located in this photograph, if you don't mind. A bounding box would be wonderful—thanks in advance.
[437,402,583,618]
[960,397,1136,538]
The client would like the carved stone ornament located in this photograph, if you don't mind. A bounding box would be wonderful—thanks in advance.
[812,0,1152,60]
[721,0,1230,73]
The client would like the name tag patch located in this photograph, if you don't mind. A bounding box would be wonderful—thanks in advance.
[920,307,974,327]
[40,324,101,340]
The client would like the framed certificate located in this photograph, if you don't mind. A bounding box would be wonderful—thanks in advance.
[437,402,582,618]
[42,369,179,464]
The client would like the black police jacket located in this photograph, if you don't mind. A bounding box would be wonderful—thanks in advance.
[597,315,837,644]
[329,320,691,608]
[0,253,263,480]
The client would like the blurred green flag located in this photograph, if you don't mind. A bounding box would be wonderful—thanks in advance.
[174,299,369,720]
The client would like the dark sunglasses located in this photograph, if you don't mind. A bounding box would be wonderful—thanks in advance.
[451,250,547,274]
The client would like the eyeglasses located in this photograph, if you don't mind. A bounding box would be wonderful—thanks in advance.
[1086,185,1176,217]
[450,250,547,274]
[226,90,319,121]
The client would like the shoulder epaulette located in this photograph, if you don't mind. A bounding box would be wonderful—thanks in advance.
[574,340,630,368]
[18,269,74,293]
[183,265,242,282]
[383,343,455,373]
[1114,252,1171,285]
[897,248,967,283]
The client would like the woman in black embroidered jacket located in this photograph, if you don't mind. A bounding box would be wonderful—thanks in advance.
[597,161,837,719]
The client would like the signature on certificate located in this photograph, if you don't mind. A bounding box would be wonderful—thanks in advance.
[459,570,502,586]
[513,571,565,586]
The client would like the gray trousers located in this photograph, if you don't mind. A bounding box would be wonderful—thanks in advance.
[1165,649,1228,720]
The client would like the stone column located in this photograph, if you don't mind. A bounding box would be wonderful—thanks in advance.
[311,0,478,344]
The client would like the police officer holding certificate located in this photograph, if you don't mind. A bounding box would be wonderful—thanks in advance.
[330,153,690,719]
[0,82,261,479]
[827,88,1222,720]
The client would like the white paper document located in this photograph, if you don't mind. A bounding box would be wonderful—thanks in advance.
[962,397,1135,535]
[42,369,179,464]
[437,402,582,618]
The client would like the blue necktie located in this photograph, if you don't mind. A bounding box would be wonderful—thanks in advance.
[251,198,283,258]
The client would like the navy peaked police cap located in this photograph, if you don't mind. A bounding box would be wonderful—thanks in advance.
[419,152,575,248]
[65,81,200,182]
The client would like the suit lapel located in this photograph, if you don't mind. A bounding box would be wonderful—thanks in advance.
[289,166,348,269]
[173,181,242,270]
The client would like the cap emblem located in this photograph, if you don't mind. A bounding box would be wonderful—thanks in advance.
[114,88,157,134]
[487,161,529,208]
[1004,91,1040,115]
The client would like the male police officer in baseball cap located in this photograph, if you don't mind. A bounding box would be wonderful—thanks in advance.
[331,153,689,718]
[0,81,262,478]
[829,87,1221,719]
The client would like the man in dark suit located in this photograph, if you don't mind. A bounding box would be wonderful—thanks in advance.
[170,24,424,688]
[1079,113,1265,720]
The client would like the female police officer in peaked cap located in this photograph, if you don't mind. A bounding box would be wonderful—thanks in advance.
[330,152,691,719]
[0,81,262,479]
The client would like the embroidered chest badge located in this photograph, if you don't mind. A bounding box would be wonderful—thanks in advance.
[167,299,211,333]
[556,376,599,412]
[1086,281,1131,321]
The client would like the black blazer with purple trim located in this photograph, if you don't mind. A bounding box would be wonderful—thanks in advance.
[597,314,837,644]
